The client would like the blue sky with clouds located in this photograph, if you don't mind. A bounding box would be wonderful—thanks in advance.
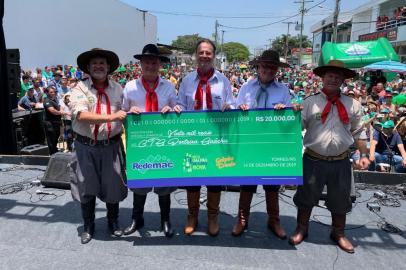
[120,0,371,52]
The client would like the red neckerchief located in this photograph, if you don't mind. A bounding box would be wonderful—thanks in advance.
[93,80,111,140]
[141,76,159,112]
[321,88,349,125]
[195,68,214,110]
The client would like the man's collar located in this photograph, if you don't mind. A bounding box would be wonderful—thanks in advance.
[141,75,163,84]
[320,88,341,98]
[90,78,110,89]
[257,78,276,88]
[194,69,217,81]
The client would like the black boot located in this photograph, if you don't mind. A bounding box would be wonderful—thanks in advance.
[123,194,146,235]
[80,197,96,244]
[106,203,123,237]
[159,194,174,238]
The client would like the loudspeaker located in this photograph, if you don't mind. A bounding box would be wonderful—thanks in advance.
[6,49,21,94]
[353,170,406,185]
[20,144,49,155]
[10,93,17,109]
[41,152,73,189]
[7,49,20,62]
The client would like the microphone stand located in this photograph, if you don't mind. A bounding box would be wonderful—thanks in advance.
[372,125,395,172]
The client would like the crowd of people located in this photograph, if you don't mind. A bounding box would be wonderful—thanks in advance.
[376,6,406,30]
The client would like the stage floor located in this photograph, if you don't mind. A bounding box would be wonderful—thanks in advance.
[0,164,405,270]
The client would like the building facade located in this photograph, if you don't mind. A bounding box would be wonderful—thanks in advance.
[352,0,406,63]
[4,0,157,69]
[311,0,406,64]
[310,12,353,65]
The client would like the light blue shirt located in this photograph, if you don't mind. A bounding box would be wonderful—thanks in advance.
[48,79,63,95]
[236,78,292,109]
[177,70,234,110]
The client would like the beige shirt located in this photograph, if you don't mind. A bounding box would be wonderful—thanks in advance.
[302,92,364,156]
[69,79,123,140]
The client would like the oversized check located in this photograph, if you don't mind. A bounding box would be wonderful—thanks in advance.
[125,109,303,188]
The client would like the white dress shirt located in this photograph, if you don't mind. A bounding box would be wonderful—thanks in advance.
[122,77,177,112]
[177,70,234,110]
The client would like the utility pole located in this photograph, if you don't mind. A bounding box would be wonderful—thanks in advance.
[214,20,219,46]
[295,0,313,66]
[268,38,273,50]
[221,30,225,53]
[220,30,225,69]
[282,22,295,64]
[332,0,341,42]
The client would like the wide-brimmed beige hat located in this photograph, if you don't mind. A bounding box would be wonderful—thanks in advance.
[249,49,290,68]
[77,48,119,75]
[313,60,356,79]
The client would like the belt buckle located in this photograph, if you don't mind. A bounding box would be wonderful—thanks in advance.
[103,138,110,146]
[89,138,96,146]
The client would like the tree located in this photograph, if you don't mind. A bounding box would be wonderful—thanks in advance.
[222,42,250,63]
[270,35,312,58]
[171,34,205,55]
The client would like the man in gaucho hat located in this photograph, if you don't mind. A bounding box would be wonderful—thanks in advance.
[121,44,177,238]
[69,48,128,244]
[289,60,370,253]
[232,50,293,239]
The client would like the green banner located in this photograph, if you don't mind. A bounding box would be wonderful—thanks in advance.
[125,109,303,188]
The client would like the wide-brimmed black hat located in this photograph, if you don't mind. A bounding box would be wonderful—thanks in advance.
[134,44,170,62]
[250,49,290,68]
[313,60,356,79]
[77,48,119,75]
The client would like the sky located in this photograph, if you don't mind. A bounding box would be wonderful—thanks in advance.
[120,0,372,52]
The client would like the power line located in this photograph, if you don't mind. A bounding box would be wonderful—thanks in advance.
[146,9,300,19]
[219,13,300,30]
[217,0,327,31]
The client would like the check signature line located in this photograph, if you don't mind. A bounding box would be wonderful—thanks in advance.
[130,142,297,148]
[130,132,296,138]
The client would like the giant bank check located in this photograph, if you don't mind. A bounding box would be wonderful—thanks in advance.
[125,109,303,188]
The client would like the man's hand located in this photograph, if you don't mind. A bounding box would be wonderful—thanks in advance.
[173,105,182,114]
[358,157,370,170]
[239,104,249,111]
[369,154,375,163]
[292,103,302,112]
[161,106,172,114]
[221,103,231,112]
[273,103,286,110]
[129,106,142,114]
[402,158,406,168]
[110,110,127,122]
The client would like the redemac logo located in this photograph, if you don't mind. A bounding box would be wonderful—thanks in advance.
[132,155,174,174]
[132,162,173,170]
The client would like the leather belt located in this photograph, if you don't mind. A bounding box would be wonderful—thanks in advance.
[75,133,121,146]
[304,148,350,161]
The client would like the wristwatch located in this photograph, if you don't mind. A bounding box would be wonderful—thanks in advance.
[360,153,369,158]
